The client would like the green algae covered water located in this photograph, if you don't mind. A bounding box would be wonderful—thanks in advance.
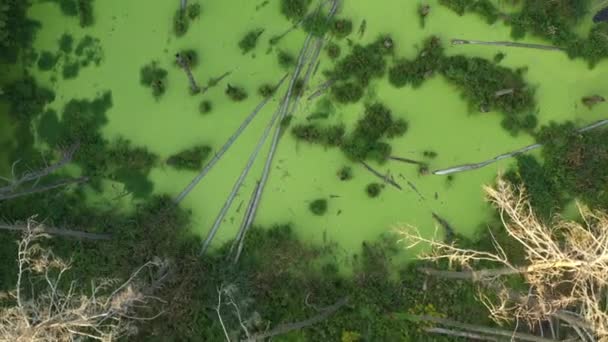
[22,0,608,264]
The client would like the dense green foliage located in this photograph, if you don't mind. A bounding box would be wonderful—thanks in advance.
[2,76,55,123]
[62,61,80,79]
[389,36,536,134]
[258,83,276,97]
[173,9,189,37]
[58,33,74,53]
[280,0,311,21]
[0,0,41,63]
[292,123,345,146]
[176,49,199,67]
[327,36,393,104]
[166,145,212,171]
[331,18,353,38]
[439,0,608,66]
[140,62,168,98]
[238,29,263,54]
[309,198,328,215]
[277,50,295,68]
[187,3,201,19]
[302,10,331,37]
[37,51,58,71]
[326,42,341,59]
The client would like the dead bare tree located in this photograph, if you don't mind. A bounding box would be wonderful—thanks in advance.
[399,179,608,341]
[0,219,168,342]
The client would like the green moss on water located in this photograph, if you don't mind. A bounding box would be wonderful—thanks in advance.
[167,145,212,171]
[309,198,328,215]
[238,29,264,54]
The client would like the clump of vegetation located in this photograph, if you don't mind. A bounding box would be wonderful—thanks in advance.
[494,52,505,63]
[140,62,168,98]
[74,35,103,66]
[303,11,331,37]
[58,33,74,53]
[62,61,80,79]
[341,103,408,163]
[2,76,56,123]
[439,0,500,24]
[331,82,364,104]
[187,3,201,19]
[238,29,264,54]
[366,183,383,198]
[176,49,198,67]
[291,124,345,147]
[389,36,444,88]
[37,51,58,71]
[328,36,393,103]
[167,145,212,171]
[331,18,353,38]
[277,50,295,68]
[326,42,341,59]
[423,150,438,158]
[225,84,248,101]
[389,36,536,134]
[338,166,353,181]
[173,10,189,37]
[77,0,94,27]
[57,0,78,16]
[199,100,212,114]
[418,4,430,27]
[258,83,276,97]
[309,198,328,215]
[280,0,311,22]
[107,138,158,174]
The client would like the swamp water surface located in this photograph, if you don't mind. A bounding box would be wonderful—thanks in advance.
[20,0,608,264]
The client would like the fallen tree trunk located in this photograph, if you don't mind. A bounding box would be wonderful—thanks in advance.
[200,101,285,255]
[424,327,498,341]
[0,176,89,201]
[432,118,608,175]
[389,156,426,165]
[176,53,200,93]
[411,315,556,342]
[229,181,259,260]
[244,297,349,341]
[360,161,402,190]
[173,74,288,204]
[0,223,110,240]
[451,39,564,51]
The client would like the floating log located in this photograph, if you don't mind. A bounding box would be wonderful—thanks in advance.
[173,74,288,204]
[433,119,608,176]
[361,161,402,191]
[451,39,564,52]
[432,212,455,243]
[389,156,426,165]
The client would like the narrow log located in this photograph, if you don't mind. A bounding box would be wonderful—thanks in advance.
[389,156,426,165]
[433,118,608,175]
[245,297,349,341]
[201,71,232,94]
[176,53,200,94]
[431,212,455,243]
[307,79,335,101]
[424,327,498,341]
[0,177,89,201]
[452,39,564,51]
[361,161,402,190]
[229,181,259,258]
[0,223,110,240]
[411,315,557,342]
[173,74,288,204]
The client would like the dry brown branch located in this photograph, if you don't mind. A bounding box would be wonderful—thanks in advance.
[0,219,168,342]
[0,222,110,240]
[399,179,608,340]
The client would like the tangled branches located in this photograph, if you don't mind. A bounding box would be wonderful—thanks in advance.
[0,219,169,341]
[399,179,608,340]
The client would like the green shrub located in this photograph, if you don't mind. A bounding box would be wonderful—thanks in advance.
[37,51,58,71]
[239,29,264,54]
[77,0,94,27]
[225,84,248,101]
[140,62,168,98]
[309,198,328,215]
[331,19,353,38]
[331,82,364,104]
[277,50,295,68]
[338,166,353,181]
[326,42,341,59]
[58,0,78,16]
[58,33,74,53]
[366,183,383,198]
[167,145,212,171]
[174,10,189,36]
[258,84,276,97]
[199,100,212,114]
[187,3,201,19]
[62,61,80,79]
[280,0,311,21]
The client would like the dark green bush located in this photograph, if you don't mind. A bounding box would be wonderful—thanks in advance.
[58,0,78,16]
[62,61,80,79]
[37,51,58,71]
[199,100,212,114]
[258,83,276,97]
[280,0,311,21]
[225,84,248,101]
[277,50,295,68]
[389,36,443,88]
[331,18,353,38]
[58,33,74,53]
[167,145,212,171]
[187,3,201,19]
[326,42,341,59]
[77,0,94,27]
[338,166,353,181]
[309,198,328,215]
[239,29,264,54]
[140,62,168,98]
[173,10,189,36]
[331,82,364,104]
[366,183,383,198]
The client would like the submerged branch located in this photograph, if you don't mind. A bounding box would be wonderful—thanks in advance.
[389,156,426,165]
[176,53,200,93]
[245,297,349,341]
[433,119,608,175]
[452,39,564,52]
[360,161,402,191]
